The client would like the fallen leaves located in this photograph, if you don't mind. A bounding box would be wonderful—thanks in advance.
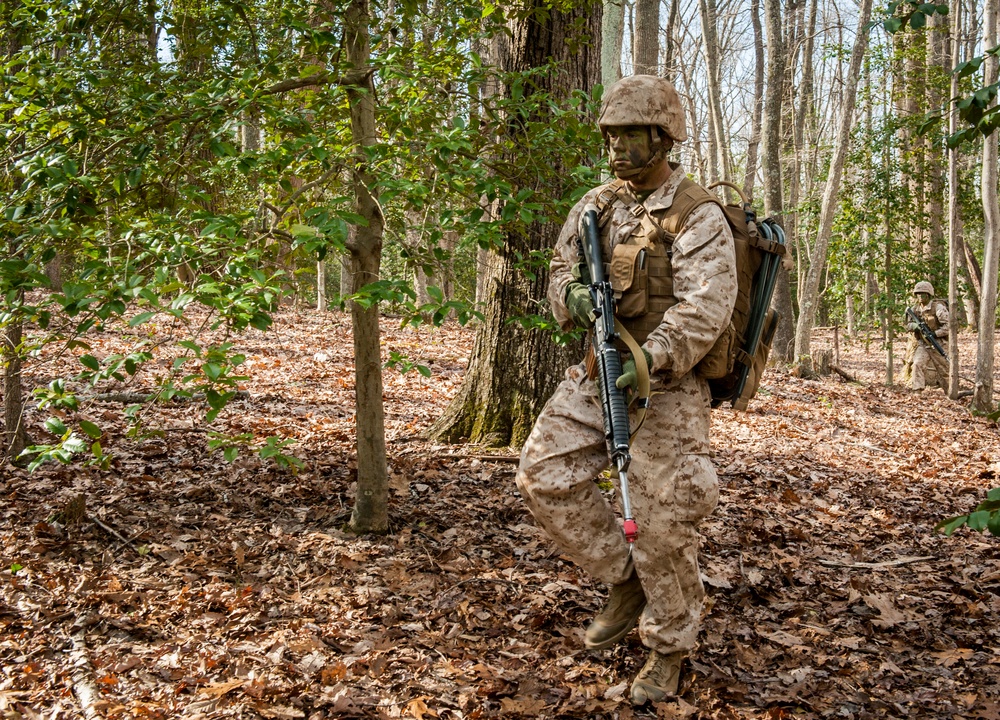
[2,314,1000,718]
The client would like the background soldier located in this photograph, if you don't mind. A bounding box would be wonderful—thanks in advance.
[903,280,949,391]
[514,75,737,705]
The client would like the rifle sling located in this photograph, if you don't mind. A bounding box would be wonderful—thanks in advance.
[614,318,650,440]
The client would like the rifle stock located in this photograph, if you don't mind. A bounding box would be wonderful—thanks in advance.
[580,204,638,543]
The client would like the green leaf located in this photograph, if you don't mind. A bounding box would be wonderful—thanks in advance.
[202,363,223,382]
[79,354,100,371]
[909,10,926,29]
[934,514,968,535]
[224,447,239,462]
[79,420,102,439]
[10,563,23,574]
[967,510,991,532]
[129,311,156,327]
[45,417,68,437]
[988,512,1000,537]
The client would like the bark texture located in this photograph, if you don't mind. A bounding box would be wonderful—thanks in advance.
[344,0,389,533]
[762,0,793,361]
[430,1,599,447]
[793,0,872,368]
[975,0,1000,412]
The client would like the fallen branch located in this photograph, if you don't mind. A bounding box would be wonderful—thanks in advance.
[69,630,101,719]
[831,365,859,383]
[816,555,934,570]
[91,390,250,404]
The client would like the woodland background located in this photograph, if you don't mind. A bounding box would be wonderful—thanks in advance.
[2,0,1000,717]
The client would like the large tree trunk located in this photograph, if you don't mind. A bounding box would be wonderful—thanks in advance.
[762,0,793,361]
[344,0,389,533]
[633,0,659,75]
[793,0,872,369]
[430,1,599,447]
[974,0,1000,412]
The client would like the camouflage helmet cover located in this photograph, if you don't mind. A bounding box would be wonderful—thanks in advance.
[912,281,934,296]
[598,75,688,143]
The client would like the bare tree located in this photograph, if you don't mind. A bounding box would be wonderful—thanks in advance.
[698,0,731,183]
[762,0,792,361]
[793,0,873,370]
[974,0,1000,412]
[633,0,660,74]
[947,0,962,399]
[743,0,765,198]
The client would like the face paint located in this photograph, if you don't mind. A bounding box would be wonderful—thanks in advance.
[606,126,653,179]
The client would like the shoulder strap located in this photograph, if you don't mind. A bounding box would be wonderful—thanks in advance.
[594,179,666,246]
[660,177,720,239]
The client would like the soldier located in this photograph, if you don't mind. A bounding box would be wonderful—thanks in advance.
[514,75,737,705]
[904,280,949,391]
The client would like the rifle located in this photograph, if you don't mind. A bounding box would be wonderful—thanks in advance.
[906,307,946,357]
[579,203,639,544]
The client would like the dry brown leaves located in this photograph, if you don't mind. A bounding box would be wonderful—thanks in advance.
[1,314,999,719]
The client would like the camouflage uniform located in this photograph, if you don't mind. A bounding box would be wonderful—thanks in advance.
[906,296,949,391]
[515,165,737,656]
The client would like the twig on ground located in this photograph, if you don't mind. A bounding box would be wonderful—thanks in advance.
[816,555,934,570]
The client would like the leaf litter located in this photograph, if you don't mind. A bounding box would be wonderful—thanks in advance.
[1,312,999,719]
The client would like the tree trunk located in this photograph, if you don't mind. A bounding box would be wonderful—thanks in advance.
[2,304,28,465]
[698,0,730,184]
[762,0,793,362]
[947,0,962,398]
[744,0,765,199]
[974,0,1000,412]
[601,0,623,84]
[430,1,599,447]
[793,0,872,370]
[344,0,389,534]
[317,260,327,312]
[663,0,680,81]
[633,0,659,75]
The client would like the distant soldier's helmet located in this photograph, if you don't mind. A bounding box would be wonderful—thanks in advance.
[912,281,934,296]
[598,75,688,143]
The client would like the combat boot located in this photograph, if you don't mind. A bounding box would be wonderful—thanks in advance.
[630,649,684,705]
[584,569,646,650]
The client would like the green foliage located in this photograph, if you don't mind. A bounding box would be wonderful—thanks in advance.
[1,0,605,471]
[935,488,1000,537]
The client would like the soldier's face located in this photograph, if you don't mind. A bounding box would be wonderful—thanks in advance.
[916,292,930,304]
[606,126,653,175]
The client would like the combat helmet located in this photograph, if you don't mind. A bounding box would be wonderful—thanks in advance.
[912,281,934,296]
[598,75,687,142]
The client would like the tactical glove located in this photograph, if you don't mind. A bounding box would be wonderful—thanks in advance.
[616,349,653,394]
[906,322,918,332]
[565,282,596,328]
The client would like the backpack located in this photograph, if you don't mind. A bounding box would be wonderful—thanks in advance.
[595,177,787,411]
[661,179,787,410]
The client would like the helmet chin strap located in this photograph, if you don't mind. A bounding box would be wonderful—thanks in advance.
[611,127,671,182]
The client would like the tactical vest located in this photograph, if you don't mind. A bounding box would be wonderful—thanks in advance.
[593,176,755,378]
[917,301,945,332]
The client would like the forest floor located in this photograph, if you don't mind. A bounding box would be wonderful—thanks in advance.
[2,309,1000,720]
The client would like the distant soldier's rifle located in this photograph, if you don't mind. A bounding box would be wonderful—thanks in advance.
[906,307,945,356]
